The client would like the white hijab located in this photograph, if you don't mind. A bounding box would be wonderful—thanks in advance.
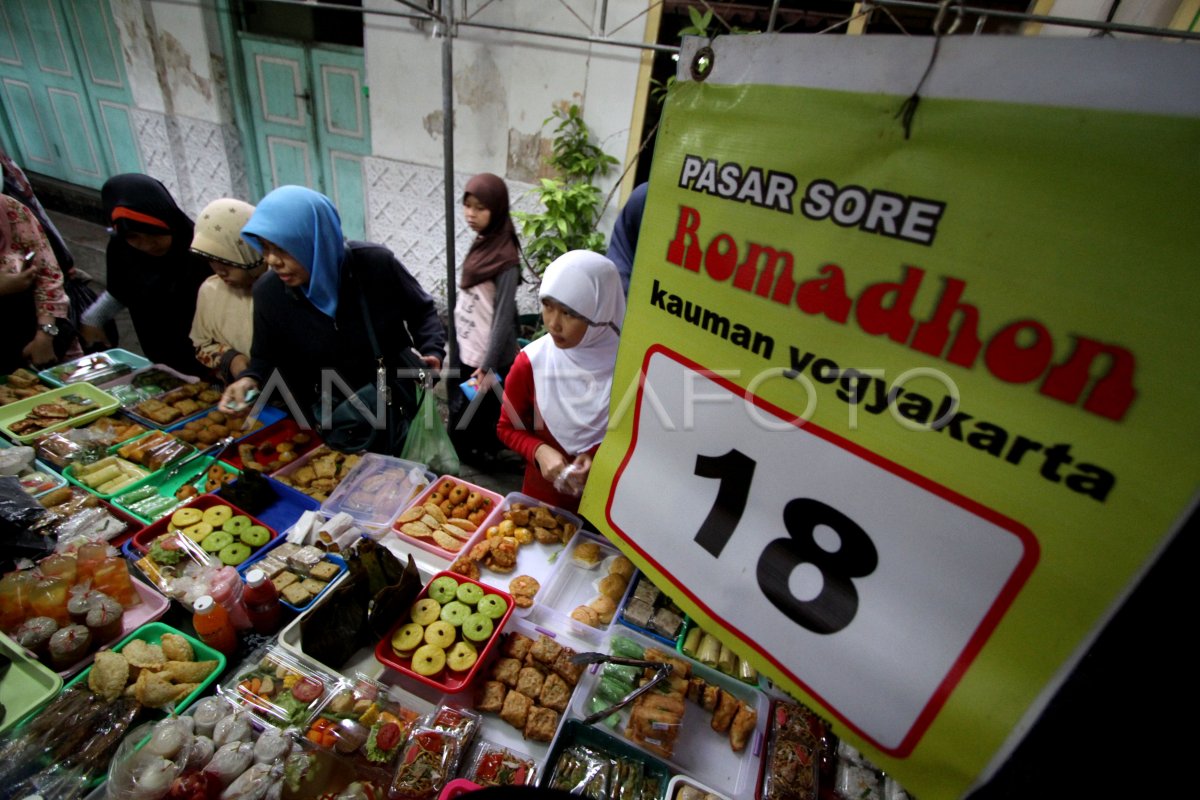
[525,250,626,454]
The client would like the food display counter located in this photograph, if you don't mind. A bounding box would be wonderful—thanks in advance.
[0,385,893,800]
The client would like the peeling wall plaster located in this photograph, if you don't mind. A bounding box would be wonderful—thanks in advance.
[156,31,212,104]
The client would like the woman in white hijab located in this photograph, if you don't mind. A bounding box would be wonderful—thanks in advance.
[497,250,625,513]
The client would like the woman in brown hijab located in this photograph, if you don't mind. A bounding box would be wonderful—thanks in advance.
[449,173,522,466]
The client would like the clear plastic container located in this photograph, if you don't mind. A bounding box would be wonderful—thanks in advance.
[321,453,431,530]
[221,643,340,728]
[571,625,769,799]
[531,530,634,642]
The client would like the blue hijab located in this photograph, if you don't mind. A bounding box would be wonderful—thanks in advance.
[607,182,647,296]
[242,185,345,318]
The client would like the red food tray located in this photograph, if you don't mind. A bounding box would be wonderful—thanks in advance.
[375,571,514,694]
[388,476,503,562]
[219,417,323,472]
[126,494,279,569]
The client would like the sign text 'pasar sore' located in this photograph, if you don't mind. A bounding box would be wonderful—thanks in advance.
[672,156,1136,424]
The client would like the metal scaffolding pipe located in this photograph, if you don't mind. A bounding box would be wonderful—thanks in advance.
[442,3,459,371]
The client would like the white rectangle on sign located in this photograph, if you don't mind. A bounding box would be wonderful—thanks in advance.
[606,347,1037,755]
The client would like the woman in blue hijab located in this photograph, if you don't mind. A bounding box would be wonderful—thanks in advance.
[219,186,445,452]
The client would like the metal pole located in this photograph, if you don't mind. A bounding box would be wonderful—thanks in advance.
[442,2,459,373]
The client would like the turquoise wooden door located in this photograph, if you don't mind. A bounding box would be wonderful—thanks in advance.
[0,0,139,187]
[239,35,369,239]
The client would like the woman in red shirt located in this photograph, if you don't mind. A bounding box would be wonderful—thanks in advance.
[496,250,625,513]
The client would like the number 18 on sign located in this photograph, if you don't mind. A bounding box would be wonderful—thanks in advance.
[605,347,1037,756]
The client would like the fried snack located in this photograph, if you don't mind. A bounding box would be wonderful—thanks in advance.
[501,632,534,662]
[160,632,195,662]
[711,689,740,733]
[476,680,507,713]
[162,659,219,684]
[729,703,758,752]
[528,635,562,665]
[609,555,635,580]
[508,575,540,609]
[587,595,616,624]
[524,705,558,742]
[551,648,584,686]
[136,668,183,708]
[572,541,602,566]
[89,650,131,701]
[597,574,629,601]
[539,672,572,712]
[499,689,533,729]
[123,639,167,670]
[570,605,599,628]
[492,657,522,688]
[449,558,480,581]
[515,666,545,698]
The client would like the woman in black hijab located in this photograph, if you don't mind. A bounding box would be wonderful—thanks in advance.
[79,174,211,375]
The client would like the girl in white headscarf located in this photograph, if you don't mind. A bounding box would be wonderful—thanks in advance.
[497,250,625,512]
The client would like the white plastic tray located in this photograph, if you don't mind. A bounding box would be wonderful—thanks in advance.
[571,625,768,800]
[528,530,636,646]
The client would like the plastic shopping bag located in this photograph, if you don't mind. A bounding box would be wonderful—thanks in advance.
[400,386,461,476]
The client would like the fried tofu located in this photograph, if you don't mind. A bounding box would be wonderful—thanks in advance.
[524,705,558,742]
[476,680,507,714]
[551,647,584,686]
[502,632,534,661]
[529,635,562,665]
[499,689,533,730]
[491,657,522,688]
[515,666,545,698]
[539,672,572,712]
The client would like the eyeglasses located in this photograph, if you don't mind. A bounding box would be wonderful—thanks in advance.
[191,249,263,270]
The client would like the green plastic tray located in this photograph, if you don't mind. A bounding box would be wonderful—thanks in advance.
[0,382,121,444]
[65,620,225,711]
[111,456,240,524]
[63,455,155,500]
[38,349,150,388]
[0,632,63,734]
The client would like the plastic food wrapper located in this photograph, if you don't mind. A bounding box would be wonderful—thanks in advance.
[307,673,425,769]
[388,725,461,800]
[105,716,195,800]
[760,700,829,800]
[548,743,614,798]
[133,531,222,605]
[50,505,129,548]
[0,444,36,476]
[465,742,538,787]
[115,431,192,472]
[553,462,585,497]
[221,643,339,729]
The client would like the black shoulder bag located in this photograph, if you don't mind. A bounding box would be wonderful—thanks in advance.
[316,281,427,455]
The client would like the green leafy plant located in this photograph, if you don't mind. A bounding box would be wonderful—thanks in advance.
[513,104,618,273]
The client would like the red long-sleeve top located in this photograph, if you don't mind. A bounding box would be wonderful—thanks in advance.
[496,350,599,514]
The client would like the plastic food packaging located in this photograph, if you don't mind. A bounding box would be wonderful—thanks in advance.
[465,742,538,787]
[105,716,195,800]
[389,725,461,800]
[760,700,828,800]
[222,644,337,729]
[553,462,585,497]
